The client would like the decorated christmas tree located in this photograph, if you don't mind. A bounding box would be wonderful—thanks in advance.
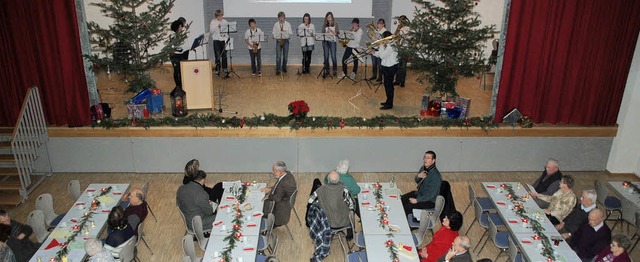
[399,0,496,97]
[86,0,188,93]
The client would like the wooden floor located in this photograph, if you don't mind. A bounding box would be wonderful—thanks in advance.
[98,64,493,120]
[4,171,639,262]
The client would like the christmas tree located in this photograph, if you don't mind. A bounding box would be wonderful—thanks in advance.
[86,0,188,93]
[399,0,496,97]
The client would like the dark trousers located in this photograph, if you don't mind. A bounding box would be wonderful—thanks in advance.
[170,51,189,87]
[371,55,382,79]
[401,191,435,215]
[302,50,313,73]
[213,40,228,72]
[206,182,224,203]
[395,58,407,84]
[341,47,359,74]
[382,64,398,106]
[546,214,561,225]
[249,49,262,73]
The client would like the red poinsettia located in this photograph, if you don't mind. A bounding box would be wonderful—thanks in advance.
[288,100,310,119]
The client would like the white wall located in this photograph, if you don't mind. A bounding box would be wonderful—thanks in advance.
[223,0,373,18]
[606,32,640,176]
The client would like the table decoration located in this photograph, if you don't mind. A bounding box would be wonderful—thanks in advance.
[219,183,249,262]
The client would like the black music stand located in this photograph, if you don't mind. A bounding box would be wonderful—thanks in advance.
[296,26,313,78]
[315,33,335,80]
[336,31,357,84]
[190,34,208,59]
[220,21,240,79]
[353,48,375,90]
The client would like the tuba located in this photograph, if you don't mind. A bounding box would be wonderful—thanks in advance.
[366,21,377,40]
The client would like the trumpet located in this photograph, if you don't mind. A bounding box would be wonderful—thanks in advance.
[252,41,260,54]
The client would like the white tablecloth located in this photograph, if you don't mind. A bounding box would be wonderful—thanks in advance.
[30,183,130,262]
[357,182,420,262]
[608,181,640,210]
[482,182,580,262]
[203,183,266,262]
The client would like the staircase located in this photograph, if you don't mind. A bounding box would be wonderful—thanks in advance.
[0,127,22,206]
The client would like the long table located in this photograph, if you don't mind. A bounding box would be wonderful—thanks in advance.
[608,181,640,210]
[203,182,266,262]
[357,182,420,262]
[30,183,130,262]
[482,182,580,262]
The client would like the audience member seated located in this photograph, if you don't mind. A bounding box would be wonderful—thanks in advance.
[177,170,216,232]
[532,158,563,208]
[325,160,360,216]
[310,171,355,238]
[120,188,148,234]
[557,189,597,239]
[104,206,135,258]
[401,151,442,215]
[569,208,611,262]
[0,210,39,262]
[419,211,464,262]
[531,175,577,225]
[85,237,115,262]
[437,236,472,262]
[0,224,17,262]
[183,159,224,203]
[261,161,297,227]
[593,234,632,262]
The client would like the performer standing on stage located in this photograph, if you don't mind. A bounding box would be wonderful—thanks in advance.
[298,13,315,74]
[394,15,410,87]
[322,12,340,78]
[340,18,362,80]
[209,10,229,78]
[370,18,386,82]
[245,18,263,77]
[170,17,189,88]
[373,31,398,110]
[272,11,292,75]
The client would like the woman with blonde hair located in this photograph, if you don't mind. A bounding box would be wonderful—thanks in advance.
[183,159,223,203]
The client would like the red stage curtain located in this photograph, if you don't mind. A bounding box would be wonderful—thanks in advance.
[495,0,640,125]
[0,0,90,127]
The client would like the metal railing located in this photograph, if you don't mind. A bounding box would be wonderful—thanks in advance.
[11,86,51,200]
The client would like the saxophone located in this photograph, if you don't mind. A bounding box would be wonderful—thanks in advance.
[252,41,260,54]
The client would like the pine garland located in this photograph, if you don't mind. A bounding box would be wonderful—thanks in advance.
[92,113,498,132]
[220,184,249,262]
[56,187,112,259]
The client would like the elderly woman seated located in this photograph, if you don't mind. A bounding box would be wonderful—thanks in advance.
[593,234,632,262]
[531,175,577,225]
[85,238,115,262]
[418,211,464,262]
[104,206,135,259]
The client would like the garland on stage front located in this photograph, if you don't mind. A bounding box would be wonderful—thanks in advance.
[92,113,498,132]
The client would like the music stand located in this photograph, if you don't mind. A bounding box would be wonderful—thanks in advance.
[296,27,313,78]
[315,33,336,80]
[190,34,206,59]
[336,31,357,84]
[220,21,240,79]
[353,47,375,90]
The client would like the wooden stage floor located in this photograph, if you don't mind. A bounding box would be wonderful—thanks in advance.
[98,64,494,120]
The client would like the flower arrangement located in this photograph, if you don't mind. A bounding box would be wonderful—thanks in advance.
[288,100,310,120]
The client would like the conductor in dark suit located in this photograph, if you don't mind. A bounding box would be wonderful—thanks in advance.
[261,161,297,227]
[177,170,216,232]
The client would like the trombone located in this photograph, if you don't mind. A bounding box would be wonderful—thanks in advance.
[344,35,399,64]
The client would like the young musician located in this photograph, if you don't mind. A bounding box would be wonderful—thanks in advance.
[374,31,398,110]
[244,18,263,77]
[322,12,339,78]
[170,18,189,88]
[298,13,315,74]
[272,11,292,75]
[394,15,410,87]
[209,10,229,78]
[340,18,362,80]
[370,18,386,82]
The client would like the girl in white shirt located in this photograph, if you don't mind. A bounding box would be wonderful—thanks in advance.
[298,13,315,74]
[321,12,339,78]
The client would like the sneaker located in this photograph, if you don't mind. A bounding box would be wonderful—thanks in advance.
[332,70,337,76]
[339,73,346,78]
[252,72,256,76]
[283,68,287,73]
[368,76,376,81]
[215,71,220,76]
[258,72,262,77]
[276,71,281,75]
[349,72,356,79]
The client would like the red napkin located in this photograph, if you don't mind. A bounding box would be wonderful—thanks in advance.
[361,202,371,206]
[243,247,255,251]
[226,196,235,200]
[521,240,532,244]
[214,221,223,226]
[86,189,96,192]
[101,210,110,213]
[219,205,229,209]
[253,212,263,217]
[389,195,398,199]
[247,223,257,228]
[70,219,78,223]
[112,192,122,195]
[74,202,85,206]
[45,239,61,250]
[361,190,370,194]
[496,201,506,206]
[83,237,91,241]
[508,220,519,224]
[486,185,496,189]
[402,245,413,251]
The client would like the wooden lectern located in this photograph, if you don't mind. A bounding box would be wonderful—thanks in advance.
[180,60,214,109]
